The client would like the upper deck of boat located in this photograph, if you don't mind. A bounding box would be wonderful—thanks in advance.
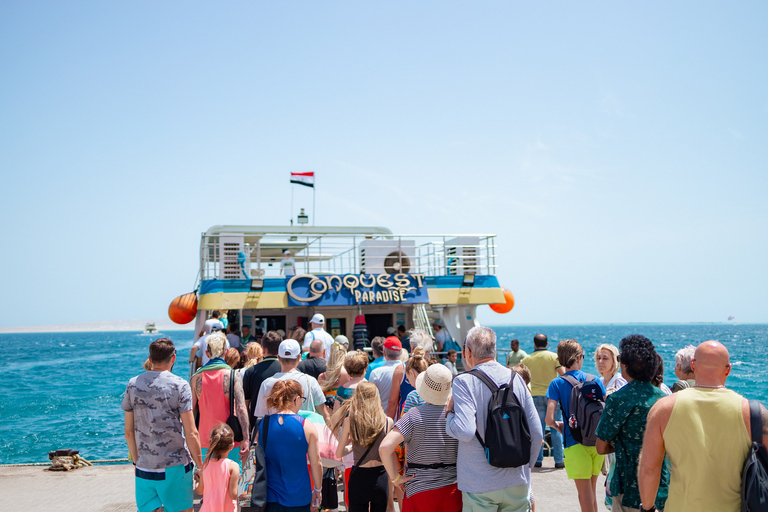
[198,225,498,283]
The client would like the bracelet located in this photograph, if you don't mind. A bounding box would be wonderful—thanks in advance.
[445,409,455,415]
[392,474,401,484]
[313,486,322,492]
[640,505,656,512]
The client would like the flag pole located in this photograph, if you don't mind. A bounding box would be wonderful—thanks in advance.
[312,178,316,226]
[291,185,294,225]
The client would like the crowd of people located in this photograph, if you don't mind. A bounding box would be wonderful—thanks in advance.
[123,315,768,512]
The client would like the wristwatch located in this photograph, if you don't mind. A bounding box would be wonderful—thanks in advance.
[640,505,656,512]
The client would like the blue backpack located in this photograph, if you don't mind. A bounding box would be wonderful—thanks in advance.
[560,374,605,447]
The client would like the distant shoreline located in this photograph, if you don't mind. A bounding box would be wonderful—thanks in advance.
[0,320,194,334]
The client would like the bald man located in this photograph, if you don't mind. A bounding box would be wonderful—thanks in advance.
[638,341,768,512]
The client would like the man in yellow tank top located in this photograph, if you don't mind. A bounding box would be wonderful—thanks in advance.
[638,341,768,512]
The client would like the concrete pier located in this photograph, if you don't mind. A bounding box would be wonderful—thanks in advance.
[0,458,606,512]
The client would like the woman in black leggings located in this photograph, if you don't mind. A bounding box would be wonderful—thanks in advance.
[331,382,393,512]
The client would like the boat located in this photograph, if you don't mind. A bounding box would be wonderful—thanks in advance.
[142,322,158,335]
[176,225,512,354]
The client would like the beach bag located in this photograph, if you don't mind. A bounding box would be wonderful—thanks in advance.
[238,416,269,512]
[321,468,338,509]
[560,374,604,447]
[226,370,244,442]
[469,369,532,468]
[742,400,768,512]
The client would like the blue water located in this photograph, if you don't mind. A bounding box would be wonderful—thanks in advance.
[0,324,766,464]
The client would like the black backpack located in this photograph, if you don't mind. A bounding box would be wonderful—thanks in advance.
[469,369,532,468]
[560,374,604,447]
[742,400,768,512]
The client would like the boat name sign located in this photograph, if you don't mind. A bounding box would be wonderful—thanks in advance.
[286,273,429,306]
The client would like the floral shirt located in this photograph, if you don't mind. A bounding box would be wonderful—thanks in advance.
[595,380,669,510]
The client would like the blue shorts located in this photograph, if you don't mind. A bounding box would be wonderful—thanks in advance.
[135,462,194,512]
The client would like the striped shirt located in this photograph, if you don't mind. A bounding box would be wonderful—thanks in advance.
[401,390,425,416]
[396,403,458,496]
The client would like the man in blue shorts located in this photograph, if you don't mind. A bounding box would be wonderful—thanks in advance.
[123,338,203,512]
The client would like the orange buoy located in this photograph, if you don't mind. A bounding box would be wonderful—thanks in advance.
[490,287,515,314]
[168,292,198,324]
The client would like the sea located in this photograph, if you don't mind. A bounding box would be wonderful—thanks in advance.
[1,324,766,465]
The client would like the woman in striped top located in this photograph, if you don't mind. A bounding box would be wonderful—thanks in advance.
[379,363,461,512]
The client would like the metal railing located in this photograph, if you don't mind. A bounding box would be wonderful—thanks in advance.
[199,232,497,282]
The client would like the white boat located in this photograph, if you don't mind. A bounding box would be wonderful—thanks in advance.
[142,322,158,335]
[181,225,509,350]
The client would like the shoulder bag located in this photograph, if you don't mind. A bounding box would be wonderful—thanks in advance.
[239,415,270,512]
[742,400,768,512]
[226,370,245,442]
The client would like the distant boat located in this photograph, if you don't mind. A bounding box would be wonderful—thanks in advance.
[728,315,735,321]
[142,322,158,335]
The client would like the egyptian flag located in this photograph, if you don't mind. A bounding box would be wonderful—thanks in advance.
[290,172,315,188]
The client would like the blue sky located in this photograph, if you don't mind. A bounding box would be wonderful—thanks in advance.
[1,1,766,327]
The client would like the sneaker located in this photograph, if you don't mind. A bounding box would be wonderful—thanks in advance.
[534,461,542,468]
[554,462,565,469]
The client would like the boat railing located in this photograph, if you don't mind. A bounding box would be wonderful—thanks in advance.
[198,232,497,283]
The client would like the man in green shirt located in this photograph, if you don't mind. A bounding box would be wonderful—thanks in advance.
[521,334,565,468]
[596,334,669,512]
[505,339,527,367]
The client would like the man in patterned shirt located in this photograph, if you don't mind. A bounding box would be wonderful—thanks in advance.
[595,334,669,512]
[123,338,203,512]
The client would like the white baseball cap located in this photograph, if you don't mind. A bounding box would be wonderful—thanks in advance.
[311,313,325,325]
[284,250,291,255]
[278,339,301,359]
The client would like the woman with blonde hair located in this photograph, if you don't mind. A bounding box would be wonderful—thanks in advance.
[594,343,627,394]
[190,332,249,465]
[331,382,393,512]
[334,350,369,408]
[241,342,263,371]
[400,347,429,416]
[332,350,369,506]
[318,341,350,397]
[260,379,323,511]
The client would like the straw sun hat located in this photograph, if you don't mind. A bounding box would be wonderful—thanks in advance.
[415,363,453,406]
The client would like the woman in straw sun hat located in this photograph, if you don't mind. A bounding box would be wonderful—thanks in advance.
[379,363,461,512]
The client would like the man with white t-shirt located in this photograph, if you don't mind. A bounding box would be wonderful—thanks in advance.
[189,327,230,366]
[253,339,330,423]
[280,250,296,276]
[303,313,334,361]
[203,310,224,334]
[369,336,404,416]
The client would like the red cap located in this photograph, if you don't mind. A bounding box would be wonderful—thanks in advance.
[384,336,402,351]
[354,315,366,325]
